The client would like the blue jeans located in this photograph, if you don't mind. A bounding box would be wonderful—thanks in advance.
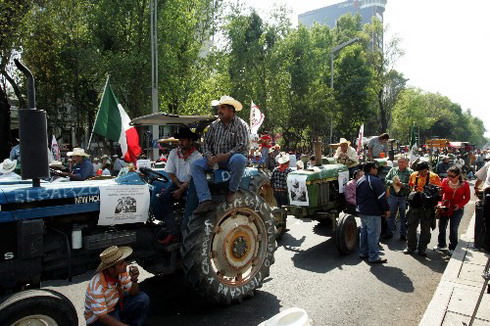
[387,195,407,237]
[89,292,150,326]
[191,154,247,203]
[159,183,186,235]
[437,208,464,250]
[359,214,382,262]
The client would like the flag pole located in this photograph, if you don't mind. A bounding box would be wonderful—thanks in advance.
[87,76,110,150]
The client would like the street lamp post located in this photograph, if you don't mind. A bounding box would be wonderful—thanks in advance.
[329,37,360,144]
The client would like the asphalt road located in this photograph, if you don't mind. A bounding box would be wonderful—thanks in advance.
[44,186,478,326]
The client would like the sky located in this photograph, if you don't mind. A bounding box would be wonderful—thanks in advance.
[236,0,490,137]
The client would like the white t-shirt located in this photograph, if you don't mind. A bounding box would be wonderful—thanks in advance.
[165,148,202,183]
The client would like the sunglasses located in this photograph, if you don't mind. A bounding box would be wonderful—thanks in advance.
[447,174,458,178]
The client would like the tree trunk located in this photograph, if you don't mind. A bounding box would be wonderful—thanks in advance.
[0,85,11,159]
[378,88,387,133]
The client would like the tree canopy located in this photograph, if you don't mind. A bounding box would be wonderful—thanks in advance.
[1,1,487,155]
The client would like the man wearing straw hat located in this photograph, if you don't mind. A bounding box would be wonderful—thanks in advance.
[0,158,21,180]
[334,137,359,176]
[271,152,292,207]
[56,148,95,181]
[192,95,250,214]
[84,245,149,326]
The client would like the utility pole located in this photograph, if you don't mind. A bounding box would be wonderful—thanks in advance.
[150,0,159,160]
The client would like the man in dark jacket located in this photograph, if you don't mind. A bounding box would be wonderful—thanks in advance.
[357,161,390,263]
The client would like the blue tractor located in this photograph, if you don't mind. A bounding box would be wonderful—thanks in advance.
[0,62,276,325]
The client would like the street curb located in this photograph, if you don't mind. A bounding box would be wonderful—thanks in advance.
[419,213,490,325]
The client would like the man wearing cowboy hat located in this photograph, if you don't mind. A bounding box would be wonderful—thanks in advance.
[191,95,250,214]
[57,148,94,181]
[334,138,359,176]
[158,127,202,245]
[85,245,149,326]
[0,158,21,180]
[271,152,292,207]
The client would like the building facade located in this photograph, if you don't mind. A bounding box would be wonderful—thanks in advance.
[298,0,387,28]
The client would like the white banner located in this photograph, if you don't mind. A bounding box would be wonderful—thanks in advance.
[357,124,364,154]
[98,185,150,225]
[338,170,349,194]
[51,135,60,161]
[250,101,265,134]
[136,159,151,170]
[287,174,309,206]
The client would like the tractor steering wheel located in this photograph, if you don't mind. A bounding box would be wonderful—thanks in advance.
[139,167,170,183]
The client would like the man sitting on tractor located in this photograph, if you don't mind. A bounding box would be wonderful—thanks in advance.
[191,96,250,214]
[334,137,359,177]
[158,127,202,245]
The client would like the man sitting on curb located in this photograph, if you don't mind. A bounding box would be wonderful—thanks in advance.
[191,96,250,214]
[84,245,150,326]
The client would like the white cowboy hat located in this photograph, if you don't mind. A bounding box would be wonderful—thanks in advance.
[0,158,17,173]
[276,152,290,165]
[96,245,133,272]
[214,95,243,111]
[337,138,351,146]
[67,148,90,157]
[296,160,304,169]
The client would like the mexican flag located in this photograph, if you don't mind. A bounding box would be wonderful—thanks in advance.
[92,79,142,164]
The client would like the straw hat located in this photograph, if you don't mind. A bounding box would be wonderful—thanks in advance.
[67,148,90,157]
[96,245,133,272]
[49,161,64,169]
[0,158,17,173]
[276,152,290,164]
[337,138,351,146]
[214,95,243,111]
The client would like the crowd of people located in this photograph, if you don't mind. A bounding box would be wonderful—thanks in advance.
[4,92,490,325]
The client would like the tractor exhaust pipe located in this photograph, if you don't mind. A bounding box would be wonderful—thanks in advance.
[14,59,49,187]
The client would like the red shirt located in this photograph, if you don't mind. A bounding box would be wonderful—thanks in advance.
[440,178,470,212]
[259,134,273,149]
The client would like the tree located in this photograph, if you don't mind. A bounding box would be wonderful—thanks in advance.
[363,18,406,134]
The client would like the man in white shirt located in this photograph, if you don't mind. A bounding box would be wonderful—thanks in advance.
[0,158,21,180]
[334,137,359,176]
[158,128,202,245]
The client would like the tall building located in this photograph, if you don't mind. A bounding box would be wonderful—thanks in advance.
[298,0,387,28]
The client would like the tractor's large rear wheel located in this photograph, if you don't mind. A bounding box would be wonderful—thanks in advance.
[335,213,358,255]
[181,190,276,304]
[249,171,277,208]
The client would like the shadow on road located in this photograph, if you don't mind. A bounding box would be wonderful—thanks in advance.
[141,271,281,326]
[369,265,415,293]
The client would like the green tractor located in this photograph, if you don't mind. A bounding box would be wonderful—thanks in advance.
[276,157,391,255]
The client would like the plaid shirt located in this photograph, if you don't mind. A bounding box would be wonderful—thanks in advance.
[271,167,292,190]
[202,116,250,156]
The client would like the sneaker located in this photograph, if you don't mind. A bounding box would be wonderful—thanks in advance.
[403,248,414,255]
[433,245,448,251]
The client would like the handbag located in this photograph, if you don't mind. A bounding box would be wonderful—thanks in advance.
[408,174,425,208]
